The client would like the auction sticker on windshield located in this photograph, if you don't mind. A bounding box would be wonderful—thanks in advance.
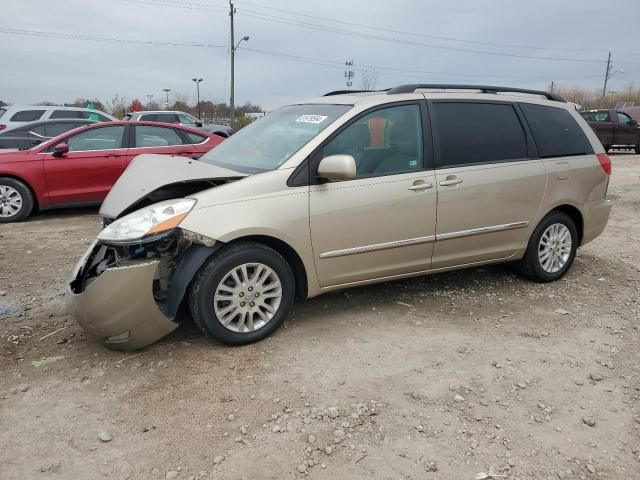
[295,115,328,124]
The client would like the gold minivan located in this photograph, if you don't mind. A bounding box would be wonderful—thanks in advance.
[68,85,612,350]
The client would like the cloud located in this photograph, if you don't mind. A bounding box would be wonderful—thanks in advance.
[2,0,639,110]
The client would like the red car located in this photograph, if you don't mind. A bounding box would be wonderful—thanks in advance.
[0,121,223,222]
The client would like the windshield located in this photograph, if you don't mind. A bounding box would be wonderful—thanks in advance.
[199,104,351,173]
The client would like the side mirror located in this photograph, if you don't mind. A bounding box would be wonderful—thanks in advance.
[629,119,638,127]
[52,143,69,157]
[196,121,203,127]
[317,154,356,182]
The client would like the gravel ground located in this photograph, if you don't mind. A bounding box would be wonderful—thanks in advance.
[0,154,639,480]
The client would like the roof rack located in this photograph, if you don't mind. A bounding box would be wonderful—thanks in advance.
[386,84,566,102]
[323,89,387,96]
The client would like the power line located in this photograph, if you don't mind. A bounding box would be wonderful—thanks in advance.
[240,47,604,82]
[236,10,607,64]
[235,0,640,58]
[0,27,225,48]
[115,0,640,65]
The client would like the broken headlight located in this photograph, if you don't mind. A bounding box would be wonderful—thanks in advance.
[97,199,196,243]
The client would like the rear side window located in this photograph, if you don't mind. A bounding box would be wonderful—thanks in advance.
[139,114,156,121]
[185,131,207,144]
[50,110,82,119]
[134,125,185,147]
[44,122,80,138]
[10,110,45,122]
[521,104,593,158]
[617,112,633,124]
[581,111,610,122]
[154,113,179,123]
[433,102,527,167]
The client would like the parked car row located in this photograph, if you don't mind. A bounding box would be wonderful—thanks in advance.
[0,121,224,222]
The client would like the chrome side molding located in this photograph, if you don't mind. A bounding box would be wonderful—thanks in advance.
[319,235,436,259]
[437,221,530,241]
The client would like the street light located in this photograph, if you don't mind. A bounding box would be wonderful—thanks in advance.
[192,78,204,120]
[146,94,154,109]
[230,35,249,129]
[162,88,171,109]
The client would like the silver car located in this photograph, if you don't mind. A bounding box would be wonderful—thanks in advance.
[68,84,612,350]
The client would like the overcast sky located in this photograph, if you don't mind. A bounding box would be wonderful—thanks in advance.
[2,0,639,110]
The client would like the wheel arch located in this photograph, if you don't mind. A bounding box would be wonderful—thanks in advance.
[0,173,40,210]
[228,234,308,301]
[544,204,584,245]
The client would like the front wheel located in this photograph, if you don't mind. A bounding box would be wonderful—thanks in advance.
[0,178,34,223]
[188,242,295,345]
[516,211,578,282]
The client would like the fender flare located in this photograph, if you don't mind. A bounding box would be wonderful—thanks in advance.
[166,244,221,318]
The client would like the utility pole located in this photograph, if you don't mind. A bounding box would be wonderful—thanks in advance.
[602,52,612,98]
[192,78,203,119]
[229,0,235,129]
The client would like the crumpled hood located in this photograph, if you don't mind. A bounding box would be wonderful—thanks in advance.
[99,154,246,218]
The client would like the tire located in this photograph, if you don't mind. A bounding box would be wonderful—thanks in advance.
[188,242,295,345]
[516,211,578,282]
[634,144,640,154]
[0,177,34,223]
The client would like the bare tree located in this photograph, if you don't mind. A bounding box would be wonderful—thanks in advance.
[360,70,379,90]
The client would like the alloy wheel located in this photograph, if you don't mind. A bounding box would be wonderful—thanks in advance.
[538,223,572,274]
[0,185,23,218]
[213,263,282,333]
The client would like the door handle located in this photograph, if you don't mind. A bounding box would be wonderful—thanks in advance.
[408,182,433,191]
[439,178,463,187]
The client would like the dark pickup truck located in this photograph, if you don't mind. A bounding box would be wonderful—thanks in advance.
[580,109,640,153]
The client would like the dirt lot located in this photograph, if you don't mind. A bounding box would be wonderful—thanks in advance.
[1,154,639,480]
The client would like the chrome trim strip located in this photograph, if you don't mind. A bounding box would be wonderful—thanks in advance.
[319,235,436,259]
[437,221,529,241]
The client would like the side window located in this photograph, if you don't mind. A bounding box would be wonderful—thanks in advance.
[154,113,179,123]
[134,125,185,147]
[323,104,423,177]
[178,113,198,125]
[10,110,46,122]
[581,111,610,122]
[66,126,126,152]
[50,110,81,119]
[185,131,207,144]
[520,103,593,158]
[44,122,77,138]
[28,125,47,136]
[139,114,155,121]
[617,112,633,125]
[433,102,527,167]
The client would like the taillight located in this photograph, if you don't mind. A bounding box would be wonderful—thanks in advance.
[597,153,611,175]
[0,124,6,131]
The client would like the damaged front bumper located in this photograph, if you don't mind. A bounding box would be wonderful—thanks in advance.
[67,259,177,350]
[67,230,217,351]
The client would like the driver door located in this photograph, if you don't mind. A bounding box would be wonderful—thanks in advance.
[43,125,129,204]
[309,102,437,287]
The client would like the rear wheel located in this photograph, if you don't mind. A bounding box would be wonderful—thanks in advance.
[516,211,578,282]
[634,144,640,154]
[0,178,34,223]
[189,242,295,345]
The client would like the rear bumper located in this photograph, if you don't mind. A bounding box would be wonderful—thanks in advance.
[67,259,177,351]
[581,198,612,245]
